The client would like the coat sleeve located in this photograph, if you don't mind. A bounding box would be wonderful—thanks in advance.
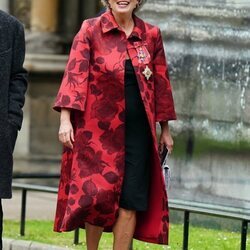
[8,21,28,130]
[54,21,90,112]
[153,28,176,122]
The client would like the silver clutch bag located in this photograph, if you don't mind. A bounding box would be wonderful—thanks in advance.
[160,147,171,190]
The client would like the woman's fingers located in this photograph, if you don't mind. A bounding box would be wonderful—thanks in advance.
[61,131,73,149]
[65,132,73,149]
[159,133,174,155]
[58,131,66,144]
[70,129,75,143]
[159,142,172,155]
[58,123,74,149]
[158,142,164,154]
[165,138,173,154]
[166,143,173,154]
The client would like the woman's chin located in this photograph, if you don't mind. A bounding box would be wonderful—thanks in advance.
[112,7,133,15]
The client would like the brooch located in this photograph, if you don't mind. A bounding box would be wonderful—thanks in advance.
[132,42,152,80]
[136,45,151,64]
[138,47,147,63]
[142,65,153,80]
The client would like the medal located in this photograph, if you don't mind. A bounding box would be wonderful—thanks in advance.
[132,42,153,80]
[138,47,147,63]
[135,44,151,64]
[142,65,153,80]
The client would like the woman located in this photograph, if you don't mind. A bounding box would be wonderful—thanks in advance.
[53,0,176,249]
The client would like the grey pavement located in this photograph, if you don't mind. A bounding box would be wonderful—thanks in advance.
[2,190,67,250]
[3,238,69,250]
[3,190,57,220]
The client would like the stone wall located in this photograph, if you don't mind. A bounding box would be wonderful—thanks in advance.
[140,0,250,207]
[141,0,250,140]
[14,55,68,158]
[0,0,8,11]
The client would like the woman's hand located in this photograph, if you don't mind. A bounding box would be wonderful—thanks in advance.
[58,109,75,149]
[159,121,174,154]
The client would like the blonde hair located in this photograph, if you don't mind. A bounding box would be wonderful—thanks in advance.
[101,0,146,12]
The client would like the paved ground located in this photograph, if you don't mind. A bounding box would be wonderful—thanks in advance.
[2,191,69,250]
[3,238,68,250]
[3,158,60,220]
[3,191,57,220]
[2,159,70,249]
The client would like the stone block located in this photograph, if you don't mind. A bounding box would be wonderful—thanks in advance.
[30,242,68,250]
[29,78,61,99]
[3,238,15,250]
[11,240,32,250]
[242,87,250,125]
[30,98,49,127]
[201,84,241,122]
[47,99,60,127]
[30,127,61,155]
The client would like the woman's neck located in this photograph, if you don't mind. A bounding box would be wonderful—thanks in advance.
[112,11,134,35]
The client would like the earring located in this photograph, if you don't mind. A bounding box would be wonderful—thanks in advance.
[138,0,142,6]
[134,0,142,10]
[107,0,111,9]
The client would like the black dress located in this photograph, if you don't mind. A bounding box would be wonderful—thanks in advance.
[119,59,152,211]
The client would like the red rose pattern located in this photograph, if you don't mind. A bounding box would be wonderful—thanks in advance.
[82,180,98,196]
[53,11,176,245]
[99,124,124,154]
[103,172,119,184]
[91,98,119,122]
[95,189,115,214]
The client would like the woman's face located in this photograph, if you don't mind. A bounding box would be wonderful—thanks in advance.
[108,0,138,16]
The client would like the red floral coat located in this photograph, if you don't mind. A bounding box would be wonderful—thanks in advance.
[53,10,176,245]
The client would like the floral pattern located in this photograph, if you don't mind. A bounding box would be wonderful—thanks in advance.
[53,10,176,245]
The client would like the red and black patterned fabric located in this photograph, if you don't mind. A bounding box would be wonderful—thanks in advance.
[53,10,176,245]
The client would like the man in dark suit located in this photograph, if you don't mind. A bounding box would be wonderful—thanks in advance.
[0,10,28,249]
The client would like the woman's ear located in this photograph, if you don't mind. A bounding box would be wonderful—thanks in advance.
[136,0,143,9]
[107,0,111,9]
[135,0,140,9]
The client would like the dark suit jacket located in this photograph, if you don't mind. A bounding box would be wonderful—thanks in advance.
[0,10,28,199]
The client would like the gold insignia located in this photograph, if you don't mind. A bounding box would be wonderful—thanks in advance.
[142,65,152,80]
